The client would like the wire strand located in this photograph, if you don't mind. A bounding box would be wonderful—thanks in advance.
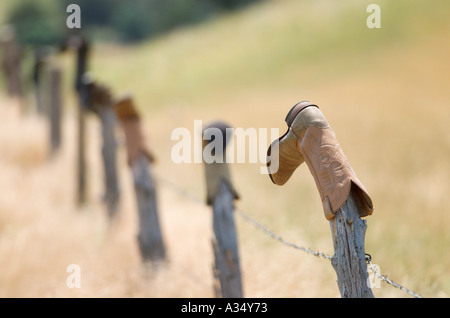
[155,174,424,298]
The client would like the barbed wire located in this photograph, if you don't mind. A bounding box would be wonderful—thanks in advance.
[365,254,423,298]
[155,174,423,298]
[156,174,331,257]
[234,207,332,260]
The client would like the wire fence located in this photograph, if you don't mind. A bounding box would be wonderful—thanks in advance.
[155,174,423,298]
[0,29,425,299]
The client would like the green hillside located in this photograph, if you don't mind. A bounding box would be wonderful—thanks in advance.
[86,0,449,111]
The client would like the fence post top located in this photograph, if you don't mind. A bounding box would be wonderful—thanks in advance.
[84,79,114,113]
[62,33,90,51]
[202,120,233,154]
[202,120,239,205]
[113,95,155,165]
[114,94,140,121]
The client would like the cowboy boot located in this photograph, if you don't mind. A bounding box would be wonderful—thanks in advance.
[114,95,156,165]
[267,101,373,220]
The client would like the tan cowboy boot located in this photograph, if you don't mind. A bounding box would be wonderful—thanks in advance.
[267,101,373,220]
[114,95,156,165]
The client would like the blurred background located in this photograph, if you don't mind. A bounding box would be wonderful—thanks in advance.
[0,0,449,298]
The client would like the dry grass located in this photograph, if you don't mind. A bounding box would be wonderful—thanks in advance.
[0,98,336,298]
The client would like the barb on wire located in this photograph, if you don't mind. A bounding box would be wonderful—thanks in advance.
[155,174,424,298]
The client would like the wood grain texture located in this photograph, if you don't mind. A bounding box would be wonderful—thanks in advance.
[329,193,374,298]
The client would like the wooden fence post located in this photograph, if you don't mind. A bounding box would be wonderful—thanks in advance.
[1,25,23,101]
[33,48,47,115]
[114,95,166,263]
[77,95,87,206]
[73,36,90,206]
[61,34,91,206]
[202,121,242,298]
[49,66,62,155]
[267,101,374,298]
[329,191,374,297]
[88,81,120,219]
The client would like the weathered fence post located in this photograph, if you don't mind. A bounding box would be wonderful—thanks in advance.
[76,37,90,207]
[202,121,242,298]
[267,101,375,298]
[77,87,88,206]
[61,34,90,206]
[33,47,48,115]
[114,95,166,263]
[49,66,62,155]
[87,81,120,219]
[329,191,374,297]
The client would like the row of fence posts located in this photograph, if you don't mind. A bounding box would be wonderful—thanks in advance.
[1,27,373,298]
[2,29,168,266]
[61,34,167,264]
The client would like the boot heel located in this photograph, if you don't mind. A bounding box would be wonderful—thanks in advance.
[285,101,318,127]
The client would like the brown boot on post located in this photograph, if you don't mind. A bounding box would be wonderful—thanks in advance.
[267,101,373,220]
[267,101,375,298]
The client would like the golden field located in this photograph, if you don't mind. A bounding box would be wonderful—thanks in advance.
[0,0,449,297]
